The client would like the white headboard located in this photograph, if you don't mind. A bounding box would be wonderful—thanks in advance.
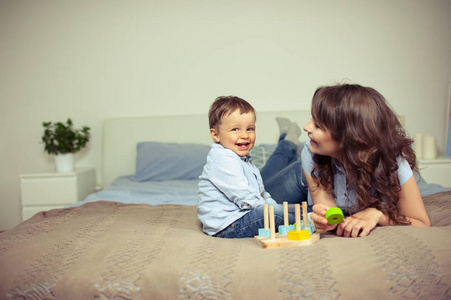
[102,110,312,187]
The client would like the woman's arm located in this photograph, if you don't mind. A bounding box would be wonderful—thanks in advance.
[336,175,431,237]
[304,171,338,233]
[372,175,430,227]
[396,175,431,227]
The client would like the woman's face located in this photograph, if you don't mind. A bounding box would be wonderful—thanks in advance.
[303,118,339,158]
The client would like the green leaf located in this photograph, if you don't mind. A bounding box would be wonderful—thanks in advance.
[40,119,91,155]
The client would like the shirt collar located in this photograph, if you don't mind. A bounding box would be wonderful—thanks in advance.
[240,155,252,163]
[212,143,252,162]
[331,158,344,174]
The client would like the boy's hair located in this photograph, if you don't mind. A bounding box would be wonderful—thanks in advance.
[208,96,256,130]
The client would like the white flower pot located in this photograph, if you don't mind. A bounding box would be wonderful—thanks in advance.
[55,153,74,173]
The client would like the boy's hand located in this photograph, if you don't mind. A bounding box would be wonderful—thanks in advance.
[310,203,338,233]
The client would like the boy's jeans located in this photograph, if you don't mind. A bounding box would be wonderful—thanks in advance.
[214,203,313,238]
[214,204,294,238]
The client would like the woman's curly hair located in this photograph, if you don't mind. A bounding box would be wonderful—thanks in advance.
[310,84,416,225]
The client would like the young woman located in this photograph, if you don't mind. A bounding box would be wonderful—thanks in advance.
[261,83,430,238]
[302,84,430,237]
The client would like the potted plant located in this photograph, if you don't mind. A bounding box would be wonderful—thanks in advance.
[41,118,91,172]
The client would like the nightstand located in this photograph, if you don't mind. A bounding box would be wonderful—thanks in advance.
[417,157,451,188]
[20,167,96,221]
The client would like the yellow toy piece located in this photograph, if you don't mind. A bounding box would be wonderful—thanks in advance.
[287,229,310,241]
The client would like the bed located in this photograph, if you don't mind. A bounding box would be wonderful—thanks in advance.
[1,111,451,300]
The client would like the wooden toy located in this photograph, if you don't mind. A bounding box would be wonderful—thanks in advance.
[255,203,320,249]
[326,207,344,224]
[258,204,270,237]
[298,201,315,235]
[278,201,295,235]
[287,203,310,241]
[302,202,309,229]
[269,205,276,240]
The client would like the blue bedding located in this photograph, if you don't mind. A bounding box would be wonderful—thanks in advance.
[76,173,451,207]
[416,173,451,195]
[77,175,199,206]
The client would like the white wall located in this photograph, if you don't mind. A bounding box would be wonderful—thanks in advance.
[1,0,450,230]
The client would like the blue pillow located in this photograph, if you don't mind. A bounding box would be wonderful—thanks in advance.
[250,144,277,169]
[133,142,210,181]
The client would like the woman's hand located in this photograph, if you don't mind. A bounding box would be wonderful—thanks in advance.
[311,205,382,237]
[336,208,382,237]
[310,203,338,233]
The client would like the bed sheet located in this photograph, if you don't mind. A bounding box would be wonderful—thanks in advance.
[78,175,199,206]
[79,173,450,208]
[417,176,451,195]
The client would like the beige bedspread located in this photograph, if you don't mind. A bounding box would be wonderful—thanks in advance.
[1,191,451,299]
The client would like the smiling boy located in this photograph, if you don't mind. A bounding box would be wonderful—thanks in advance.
[197,96,293,238]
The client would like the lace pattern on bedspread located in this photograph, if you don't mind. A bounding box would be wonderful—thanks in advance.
[6,203,123,299]
[278,244,340,299]
[94,206,182,299]
[425,192,451,212]
[369,227,451,299]
[179,237,239,299]
[0,208,82,255]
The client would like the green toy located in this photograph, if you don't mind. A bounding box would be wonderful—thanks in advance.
[325,207,344,225]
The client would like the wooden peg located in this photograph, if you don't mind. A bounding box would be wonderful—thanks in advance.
[283,201,289,227]
[269,206,276,240]
[264,204,269,229]
[302,201,308,229]
[295,203,301,231]
[258,204,271,237]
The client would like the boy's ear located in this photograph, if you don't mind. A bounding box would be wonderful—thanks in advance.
[210,128,220,143]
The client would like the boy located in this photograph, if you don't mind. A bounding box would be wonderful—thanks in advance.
[197,96,294,238]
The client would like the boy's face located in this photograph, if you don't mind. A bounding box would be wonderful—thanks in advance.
[210,109,256,157]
